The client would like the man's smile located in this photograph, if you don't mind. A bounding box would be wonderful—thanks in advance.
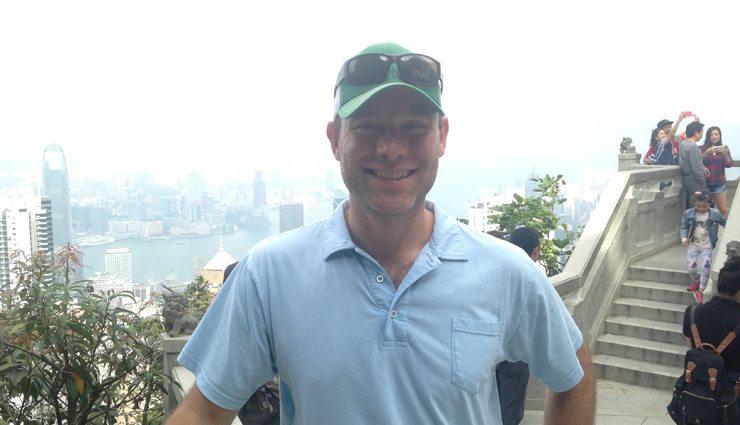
[368,169,415,180]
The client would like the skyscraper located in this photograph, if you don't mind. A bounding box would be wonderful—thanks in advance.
[279,202,304,233]
[42,144,72,251]
[0,196,54,291]
[105,247,133,285]
[525,168,539,198]
[253,171,266,208]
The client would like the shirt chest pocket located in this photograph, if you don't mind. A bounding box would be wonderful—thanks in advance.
[451,317,504,395]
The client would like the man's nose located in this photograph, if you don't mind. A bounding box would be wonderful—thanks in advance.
[376,131,407,160]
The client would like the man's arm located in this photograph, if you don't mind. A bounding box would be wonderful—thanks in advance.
[166,384,238,425]
[667,112,686,142]
[543,342,596,425]
[688,145,710,191]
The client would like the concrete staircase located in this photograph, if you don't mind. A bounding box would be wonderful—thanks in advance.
[592,244,694,390]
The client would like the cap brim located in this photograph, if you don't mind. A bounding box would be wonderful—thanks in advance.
[336,82,443,118]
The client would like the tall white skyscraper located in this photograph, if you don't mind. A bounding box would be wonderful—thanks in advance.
[0,195,54,291]
[253,171,267,208]
[105,247,133,285]
[279,202,304,233]
[42,144,72,251]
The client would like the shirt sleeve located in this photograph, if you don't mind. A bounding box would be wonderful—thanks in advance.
[177,259,276,410]
[507,268,584,393]
[679,210,689,240]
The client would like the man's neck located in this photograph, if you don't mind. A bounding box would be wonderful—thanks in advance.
[344,202,435,286]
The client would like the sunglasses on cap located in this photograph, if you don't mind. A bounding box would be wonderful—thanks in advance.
[334,53,443,95]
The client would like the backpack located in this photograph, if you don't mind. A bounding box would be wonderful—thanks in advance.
[668,304,740,425]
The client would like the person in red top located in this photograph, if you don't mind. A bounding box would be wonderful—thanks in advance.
[700,126,733,217]
[644,114,689,165]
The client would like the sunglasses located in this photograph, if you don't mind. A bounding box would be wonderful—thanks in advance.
[334,53,443,95]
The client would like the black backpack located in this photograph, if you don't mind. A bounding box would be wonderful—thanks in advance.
[668,304,740,425]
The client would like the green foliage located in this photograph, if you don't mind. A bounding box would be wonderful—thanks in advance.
[183,275,212,315]
[488,174,579,276]
[0,245,169,425]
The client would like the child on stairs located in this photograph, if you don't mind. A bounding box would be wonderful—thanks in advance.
[679,191,727,303]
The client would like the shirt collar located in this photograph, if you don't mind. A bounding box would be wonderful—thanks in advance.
[323,200,468,262]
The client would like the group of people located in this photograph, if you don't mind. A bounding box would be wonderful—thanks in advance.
[166,42,596,424]
[644,112,733,217]
[644,113,733,304]
[646,113,739,424]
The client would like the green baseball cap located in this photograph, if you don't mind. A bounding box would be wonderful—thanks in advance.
[333,42,444,118]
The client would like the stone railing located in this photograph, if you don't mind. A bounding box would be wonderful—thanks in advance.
[522,154,739,411]
[162,333,245,424]
[551,155,739,346]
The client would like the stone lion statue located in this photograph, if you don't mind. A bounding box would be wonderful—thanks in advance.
[162,292,203,337]
[620,137,636,153]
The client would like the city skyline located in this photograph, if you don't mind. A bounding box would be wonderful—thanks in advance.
[2,152,605,286]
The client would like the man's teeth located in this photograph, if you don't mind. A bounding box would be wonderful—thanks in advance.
[373,170,411,180]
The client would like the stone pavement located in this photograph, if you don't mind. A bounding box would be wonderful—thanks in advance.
[522,379,676,425]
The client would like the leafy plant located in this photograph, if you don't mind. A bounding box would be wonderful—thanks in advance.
[0,244,169,424]
[488,174,579,276]
[182,275,213,315]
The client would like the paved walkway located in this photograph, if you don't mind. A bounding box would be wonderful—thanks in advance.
[522,379,675,425]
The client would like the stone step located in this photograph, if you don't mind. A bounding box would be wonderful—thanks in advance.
[595,333,686,369]
[592,354,681,390]
[613,298,688,323]
[605,315,686,345]
[628,264,689,286]
[621,280,696,304]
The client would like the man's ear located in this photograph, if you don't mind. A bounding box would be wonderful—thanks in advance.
[438,115,449,157]
[326,120,340,160]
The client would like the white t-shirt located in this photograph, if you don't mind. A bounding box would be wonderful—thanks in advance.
[690,211,712,250]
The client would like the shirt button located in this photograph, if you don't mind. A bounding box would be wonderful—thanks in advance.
[391,310,398,319]
[376,275,384,283]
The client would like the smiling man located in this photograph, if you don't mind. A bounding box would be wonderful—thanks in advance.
[167,42,595,425]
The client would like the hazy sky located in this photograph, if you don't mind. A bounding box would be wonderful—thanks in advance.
[2,0,738,187]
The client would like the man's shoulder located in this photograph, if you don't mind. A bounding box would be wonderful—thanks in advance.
[250,218,332,257]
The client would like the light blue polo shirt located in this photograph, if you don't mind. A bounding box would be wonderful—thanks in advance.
[178,201,584,424]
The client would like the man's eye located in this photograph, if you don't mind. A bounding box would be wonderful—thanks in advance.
[354,123,382,133]
[404,122,431,132]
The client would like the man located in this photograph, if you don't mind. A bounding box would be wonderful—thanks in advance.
[679,120,709,206]
[645,116,684,165]
[510,226,541,262]
[495,226,540,425]
[167,42,596,425]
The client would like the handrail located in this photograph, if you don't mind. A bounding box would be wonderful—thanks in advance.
[549,157,738,343]
[550,166,680,295]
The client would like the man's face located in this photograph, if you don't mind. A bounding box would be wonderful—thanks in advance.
[327,87,448,218]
